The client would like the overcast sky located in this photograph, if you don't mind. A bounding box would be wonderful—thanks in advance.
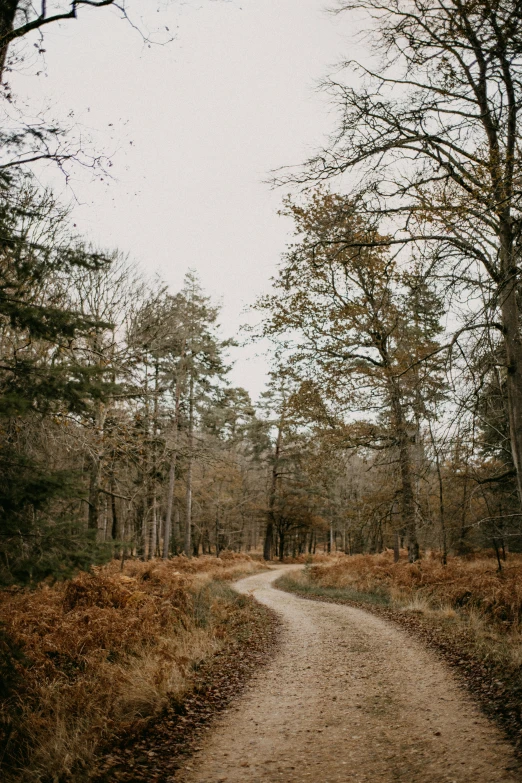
[11,0,359,400]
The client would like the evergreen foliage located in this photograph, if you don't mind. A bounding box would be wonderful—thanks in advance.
[0,175,116,585]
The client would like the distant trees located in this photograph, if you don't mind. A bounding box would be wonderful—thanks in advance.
[232,0,522,563]
[256,191,444,560]
[0,184,275,586]
[5,0,522,579]
[0,0,338,582]
[164,271,230,557]
[259,377,288,561]
[96,268,264,564]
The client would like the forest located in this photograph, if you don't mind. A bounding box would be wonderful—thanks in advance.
[2,1,522,782]
[0,1,520,586]
[1,181,519,585]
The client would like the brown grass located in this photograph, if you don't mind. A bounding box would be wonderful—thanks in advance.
[280,553,339,564]
[308,551,522,626]
[0,554,265,783]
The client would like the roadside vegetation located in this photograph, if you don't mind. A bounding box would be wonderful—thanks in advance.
[281,551,522,623]
[0,554,267,783]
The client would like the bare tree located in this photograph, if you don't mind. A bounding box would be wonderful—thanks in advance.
[285,0,522,507]
[0,1,135,82]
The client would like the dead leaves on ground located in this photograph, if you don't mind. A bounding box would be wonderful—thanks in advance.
[92,599,280,783]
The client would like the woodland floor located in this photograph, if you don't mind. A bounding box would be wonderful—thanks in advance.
[177,566,522,783]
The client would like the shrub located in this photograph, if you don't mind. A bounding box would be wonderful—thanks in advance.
[0,554,263,783]
[308,552,522,627]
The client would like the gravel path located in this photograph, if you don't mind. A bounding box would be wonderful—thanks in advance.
[180,566,519,783]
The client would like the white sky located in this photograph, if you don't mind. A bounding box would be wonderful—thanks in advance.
[10,0,359,400]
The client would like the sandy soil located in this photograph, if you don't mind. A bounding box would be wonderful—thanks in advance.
[179,566,520,783]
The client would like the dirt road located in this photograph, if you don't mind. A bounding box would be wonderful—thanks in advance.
[180,566,519,783]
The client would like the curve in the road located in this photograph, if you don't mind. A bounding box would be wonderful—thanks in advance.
[179,566,519,783]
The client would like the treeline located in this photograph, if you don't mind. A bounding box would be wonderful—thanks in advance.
[0,172,350,587]
[0,172,278,585]
[253,189,521,565]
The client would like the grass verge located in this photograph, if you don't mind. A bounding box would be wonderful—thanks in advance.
[276,574,390,607]
[0,553,271,783]
[276,553,522,755]
[91,584,280,782]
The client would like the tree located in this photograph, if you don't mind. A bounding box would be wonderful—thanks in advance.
[127,271,230,559]
[0,1,138,82]
[257,191,444,560]
[0,175,117,584]
[70,253,142,538]
[258,377,288,561]
[178,271,230,556]
[289,0,522,510]
[256,375,326,561]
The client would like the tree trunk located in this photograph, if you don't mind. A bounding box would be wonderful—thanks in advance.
[279,530,285,562]
[110,476,118,541]
[429,421,447,565]
[263,517,274,561]
[0,0,18,82]
[149,361,160,558]
[215,508,220,556]
[184,456,193,558]
[88,456,100,531]
[184,373,194,558]
[500,283,522,510]
[398,430,418,562]
[163,454,176,559]
[164,352,184,559]
[173,506,181,554]
[264,412,284,561]
[142,361,151,560]
[393,530,400,563]
[150,492,157,558]
[457,461,470,555]
[87,400,106,537]
[388,378,418,562]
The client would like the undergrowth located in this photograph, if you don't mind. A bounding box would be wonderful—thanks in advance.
[306,551,522,626]
[277,551,522,643]
[0,553,265,783]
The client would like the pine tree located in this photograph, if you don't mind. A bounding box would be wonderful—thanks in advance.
[0,176,116,585]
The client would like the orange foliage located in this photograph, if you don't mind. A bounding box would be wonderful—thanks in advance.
[0,554,263,782]
[310,551,522,626]
[281,553,337,564]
